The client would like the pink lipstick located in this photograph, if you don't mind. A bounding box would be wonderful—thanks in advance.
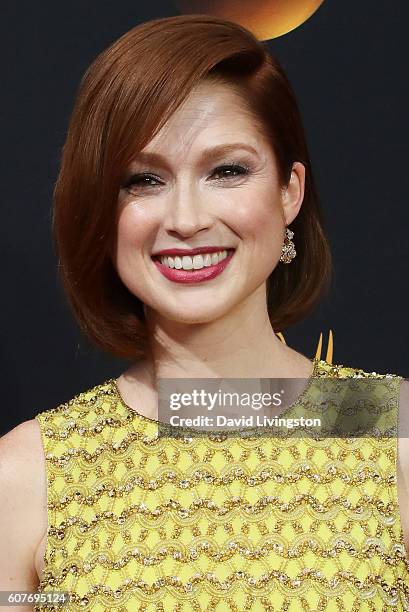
[152,249,235,284]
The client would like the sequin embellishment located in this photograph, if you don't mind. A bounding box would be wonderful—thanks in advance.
[34,360,409,611]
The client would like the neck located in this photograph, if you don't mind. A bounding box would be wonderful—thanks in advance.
[143,285,309,380]
[117,286,314,418]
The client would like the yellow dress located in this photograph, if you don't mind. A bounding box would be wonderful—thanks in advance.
[34,359,409,611]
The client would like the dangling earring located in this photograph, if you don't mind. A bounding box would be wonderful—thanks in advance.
[279,227,296,263]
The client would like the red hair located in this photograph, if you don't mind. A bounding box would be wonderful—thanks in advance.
[53,14,332,360]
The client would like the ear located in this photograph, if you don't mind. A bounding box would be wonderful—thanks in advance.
[280,162,306,225]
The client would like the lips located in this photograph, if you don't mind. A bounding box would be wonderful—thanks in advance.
[152,249,235,284]
[151,246,235,258]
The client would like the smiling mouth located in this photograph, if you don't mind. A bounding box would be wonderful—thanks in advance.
[151,249,235,271]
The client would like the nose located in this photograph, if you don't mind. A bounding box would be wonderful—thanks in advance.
[163,180,212,237]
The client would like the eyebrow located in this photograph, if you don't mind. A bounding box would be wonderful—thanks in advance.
[132,143,259,165]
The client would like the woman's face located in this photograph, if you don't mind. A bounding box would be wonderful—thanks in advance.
[115,80,304,325]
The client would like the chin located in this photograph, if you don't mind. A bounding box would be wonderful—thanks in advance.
[154,302,231,325]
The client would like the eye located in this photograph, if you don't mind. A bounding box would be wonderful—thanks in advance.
[121,163,250,194]
[209,163,250,181]
[121,173,162,192]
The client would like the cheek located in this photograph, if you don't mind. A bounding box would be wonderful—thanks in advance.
[114,206,155,298]
[222,186,283,237]
[222,186,284,273]
[114,205,157,284]
[116,204,155,251]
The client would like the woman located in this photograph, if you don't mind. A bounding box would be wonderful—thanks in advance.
[1,14,408,611]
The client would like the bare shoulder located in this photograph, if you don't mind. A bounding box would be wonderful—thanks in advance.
[1,418,44,460]
[0,419,47,593]
[398,378,409,465]
[397,378,409,555]
[398,377,409,405]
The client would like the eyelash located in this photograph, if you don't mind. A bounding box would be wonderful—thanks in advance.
[122,163,250,192]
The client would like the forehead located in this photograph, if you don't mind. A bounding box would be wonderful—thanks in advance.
[137,80,268,159]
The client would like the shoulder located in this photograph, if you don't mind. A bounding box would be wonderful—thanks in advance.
[320,359,409,470]
[317,358,407,432]
[34,378,132,458]
[35,378,121,432]
[316,358,405,380]
[0,419,47,587]
[398,376,409,407]
[0,418,45,488]
[398,378,409,468]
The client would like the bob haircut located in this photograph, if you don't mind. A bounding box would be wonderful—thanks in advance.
[53,14,332,361]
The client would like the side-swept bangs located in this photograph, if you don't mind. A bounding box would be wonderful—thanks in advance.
[53,14,332,360]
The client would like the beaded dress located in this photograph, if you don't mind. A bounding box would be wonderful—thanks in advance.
[34,359,409,611]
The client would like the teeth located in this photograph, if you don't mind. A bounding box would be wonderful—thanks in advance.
[159,250,230,270]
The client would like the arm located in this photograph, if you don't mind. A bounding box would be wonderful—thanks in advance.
[0,420,48,611]
[397,379,409,558]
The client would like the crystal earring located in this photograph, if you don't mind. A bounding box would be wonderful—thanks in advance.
[279,227,296,263]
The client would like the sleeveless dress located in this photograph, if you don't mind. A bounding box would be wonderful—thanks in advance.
[34,358,409,611]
